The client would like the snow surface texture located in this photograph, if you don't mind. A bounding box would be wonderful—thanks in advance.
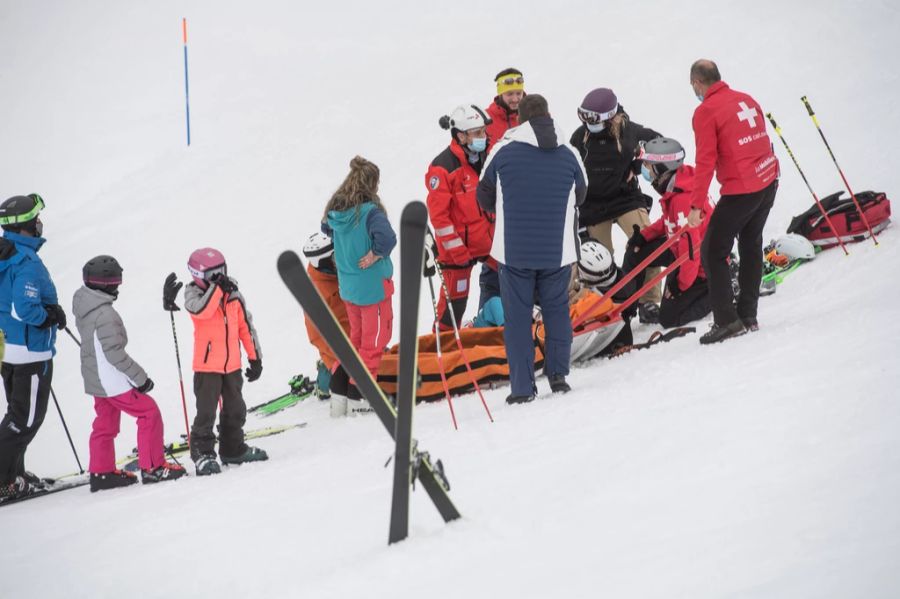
[1,1,899,597]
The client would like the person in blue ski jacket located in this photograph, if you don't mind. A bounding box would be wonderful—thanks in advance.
[0,194,65,501]
[477,94,587,404]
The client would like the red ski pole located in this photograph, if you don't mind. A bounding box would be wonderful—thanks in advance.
[801,96,878,246]
[432,261,494,423]
[765,112,850,256]
[573,226,687,329]
[426,276,459,430]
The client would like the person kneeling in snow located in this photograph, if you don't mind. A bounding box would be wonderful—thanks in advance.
[622,137,713,329]
[73,256,186,492]
[164,249,267,476]
[301,232,351,400]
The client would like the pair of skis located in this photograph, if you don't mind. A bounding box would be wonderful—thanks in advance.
[277,201,460,545]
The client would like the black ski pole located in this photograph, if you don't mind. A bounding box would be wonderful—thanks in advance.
[49,385,84,474]
[63,326,81,347]
[169,311,192,446]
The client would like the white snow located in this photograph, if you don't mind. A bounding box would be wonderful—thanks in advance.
[1,1,899,597]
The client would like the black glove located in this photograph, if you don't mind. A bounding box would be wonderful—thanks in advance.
[626,224,646,253]
[39,304,66,329]
[163,273,183,311]
[136,377,155,394]
[210,273,237,294]
[245,359,262,382]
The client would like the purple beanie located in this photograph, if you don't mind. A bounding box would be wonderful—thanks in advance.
[580,88,618,118]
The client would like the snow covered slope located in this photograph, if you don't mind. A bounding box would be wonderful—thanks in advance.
[1,1,898,597]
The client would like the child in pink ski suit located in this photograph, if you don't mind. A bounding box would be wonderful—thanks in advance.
[73,255,185,492]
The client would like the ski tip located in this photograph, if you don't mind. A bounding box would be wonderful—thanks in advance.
[277,250,301,271]
[401,201,428,226]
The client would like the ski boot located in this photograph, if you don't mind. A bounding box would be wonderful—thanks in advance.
[0,476,41,501]
[505,393,535,405]
[194,453,222,476]
[221,446,268,465]
[142,461,188,484]
[638,302,661,324]
[699,320,747,345]
[346,384,374,417]
[90,470,138,493]
[314,361,332,400]
[548,374,571,394]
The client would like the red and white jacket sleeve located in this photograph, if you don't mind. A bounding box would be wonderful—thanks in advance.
[425,165,471,266]
[671,194,703,291]
[691,106,719,210]
[641,215,666,243]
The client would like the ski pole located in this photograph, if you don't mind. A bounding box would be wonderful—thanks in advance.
[168,311,191,446]
[426,275,458,430]
[63,326,81,347]
[765,112,850,256]
[801,96,878,245]
[49,385,84,474]
[431,261,493,423]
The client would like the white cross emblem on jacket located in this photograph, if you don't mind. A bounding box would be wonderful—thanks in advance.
[737,101,758,128]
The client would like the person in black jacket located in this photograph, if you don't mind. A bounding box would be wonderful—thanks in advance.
[570,88,663,323]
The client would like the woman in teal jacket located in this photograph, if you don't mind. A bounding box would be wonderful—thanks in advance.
[322,157,396,396]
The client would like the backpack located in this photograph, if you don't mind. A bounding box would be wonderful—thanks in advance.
[787,190,891,248]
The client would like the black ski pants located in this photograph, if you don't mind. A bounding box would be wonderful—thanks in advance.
[191,370,247,460]
[0,360,54,484]
[622,238,711,328]
[701,180,778,325]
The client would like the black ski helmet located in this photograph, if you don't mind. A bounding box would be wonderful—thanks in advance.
[83,255,124,295]
[0,194,45,236]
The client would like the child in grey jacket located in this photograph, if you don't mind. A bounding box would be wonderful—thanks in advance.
[73,255,185,492]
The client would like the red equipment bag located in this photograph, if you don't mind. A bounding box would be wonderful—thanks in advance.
[787,190,891,248]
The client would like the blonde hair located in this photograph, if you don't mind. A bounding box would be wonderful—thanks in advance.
[323,156,384,222]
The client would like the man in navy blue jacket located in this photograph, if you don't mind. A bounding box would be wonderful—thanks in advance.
[477,95,587,403]
[0,195,64,500]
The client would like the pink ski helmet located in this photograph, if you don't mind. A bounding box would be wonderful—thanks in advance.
[187,247,226,288]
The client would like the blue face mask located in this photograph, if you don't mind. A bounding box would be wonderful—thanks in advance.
[641,164,652,182]
[468,137,487,153]
[586,123,605,134]
[696,93,704,102]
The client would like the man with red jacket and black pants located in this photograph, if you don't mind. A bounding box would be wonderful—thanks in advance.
[687,60,779,344]
[426,105,496,330]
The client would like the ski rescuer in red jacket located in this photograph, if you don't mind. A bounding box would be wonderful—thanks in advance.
[425,104,496,330]
[485,68,524,150]
[623,137,713,329]
[686,59,779,344]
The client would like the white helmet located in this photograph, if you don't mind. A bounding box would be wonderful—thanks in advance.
[302,232,335,269]
[440,104,491,133]
[774,233,816,261]
[578,240,616,289]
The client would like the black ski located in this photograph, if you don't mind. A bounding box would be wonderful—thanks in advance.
[276,202,460,529]
[388,202,426,544]
[0,475,90,508]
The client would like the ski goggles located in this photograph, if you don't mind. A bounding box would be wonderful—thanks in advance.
[577,105,618,125]
[0,193,45,226]
[496,74,525,94]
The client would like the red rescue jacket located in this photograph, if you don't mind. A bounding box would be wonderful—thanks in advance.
[641,165,713,291]
[691,81,779,209]
[486,97,519,151]
[425,140,494,265]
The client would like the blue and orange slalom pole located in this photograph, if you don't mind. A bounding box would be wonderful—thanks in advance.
[183,18,191,146]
